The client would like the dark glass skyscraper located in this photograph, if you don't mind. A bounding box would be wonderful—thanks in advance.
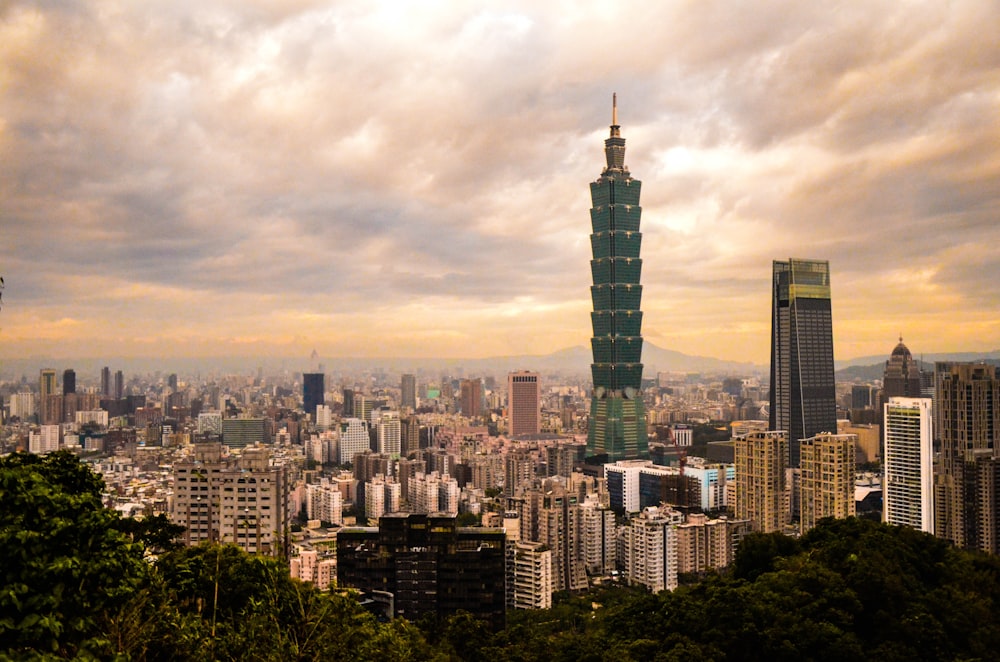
[769,258,837,467]
[303,372,325,418]
[586,96,648,461]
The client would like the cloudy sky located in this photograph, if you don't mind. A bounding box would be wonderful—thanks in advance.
[1,1,998,365]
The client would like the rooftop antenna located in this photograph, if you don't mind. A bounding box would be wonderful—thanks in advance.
[612,92,618,126]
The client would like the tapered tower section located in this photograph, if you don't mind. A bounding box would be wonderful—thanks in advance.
[586,95,648,461]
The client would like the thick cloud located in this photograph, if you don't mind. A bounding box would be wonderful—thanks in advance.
[1,0,998,362]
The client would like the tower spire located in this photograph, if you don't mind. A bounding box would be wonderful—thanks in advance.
[612,92,617,126]
[605,93,625,169]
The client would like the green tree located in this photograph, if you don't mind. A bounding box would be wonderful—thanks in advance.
[0,451,149,657]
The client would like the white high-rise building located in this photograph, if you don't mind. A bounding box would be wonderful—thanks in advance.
[306,481,344,525]
[9,391,36,420]
[376,410,401,457]
[507,540,553,610]
[338,418,370,464]
[884,397,934,533]
[197,411,223,436]
[315,404,333,431]
[29,425,61,454]
[621,506,681,593]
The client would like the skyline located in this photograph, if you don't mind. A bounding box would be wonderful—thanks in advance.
[2,2,999,364]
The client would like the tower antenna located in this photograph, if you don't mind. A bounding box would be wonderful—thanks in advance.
[612,92,618,126]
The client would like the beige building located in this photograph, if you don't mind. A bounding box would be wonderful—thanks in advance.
[734,430,788,533]
[799,433,857,532]
[507,540,552,610]
[675,513,752,574]
[172,443,290,557]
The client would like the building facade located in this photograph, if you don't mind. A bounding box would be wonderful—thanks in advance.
[507,371,540,436]
[934,364,1000,553]
[734,430,789,533]
[769,258,837,467]
[799,432,856,532]
[303,373,325,421]
[884,397,934,533]
[171,443,290,557]
[586,96,648,461]
[337,513,506,627]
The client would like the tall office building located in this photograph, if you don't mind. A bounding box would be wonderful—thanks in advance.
[343,388,355,418]
[586,96,648,461]
[114,370,124,400]
[799,432,856,533]
[884,397,934,533]
[39,369,58,425]
[100,366,111,397]
[882,337,923,400]
[62,369,76,395]
[934,364,1000,553]
[401,373,417,410]
[459,378,484,419]
[769,258,837,467]
[508,371,540,436]
[302,373,325,421]
[734,430,789,533]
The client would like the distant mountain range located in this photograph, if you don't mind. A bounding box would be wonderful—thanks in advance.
[2,345,998,383]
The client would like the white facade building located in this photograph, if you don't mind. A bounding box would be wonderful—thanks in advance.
[621,506,681,593]
[884,397,934,533]
[338,418,370,464]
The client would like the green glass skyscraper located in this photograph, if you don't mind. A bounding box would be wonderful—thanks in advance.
[586,96,648,461]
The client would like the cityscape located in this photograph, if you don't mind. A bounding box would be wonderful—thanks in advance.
[2,2,1000,659]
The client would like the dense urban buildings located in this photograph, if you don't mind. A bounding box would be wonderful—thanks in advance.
[586,96,648,462]
[769,258,837,467]
[507,371,540,436]
[884,397,934,533]
[934,363,1000,553]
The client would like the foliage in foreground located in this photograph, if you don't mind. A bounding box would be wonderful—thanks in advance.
[3,451,1000,661]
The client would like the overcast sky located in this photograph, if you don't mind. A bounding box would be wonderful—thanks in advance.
[1,1,998,365]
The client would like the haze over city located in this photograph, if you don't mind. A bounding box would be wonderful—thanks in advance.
[2,1,999,364]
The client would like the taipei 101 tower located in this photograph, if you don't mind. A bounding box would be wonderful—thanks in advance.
[586,95,648,461]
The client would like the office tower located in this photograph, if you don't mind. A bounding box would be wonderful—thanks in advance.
[882,337,923,400]
[100,366,111,397]
[114,370,124,399]
[303,373,325,421]
[221,418,268,448]
[172,444,289,556]
[338,418,370,464]
[337,514,506,628]
[769,258,837,467]
[934,364,1000,553]
[459,378,483,419]
[38,369,59,425]
[401,373,417,410]
[586,96,648,462]
[62,369,76,395]
[507,371,540,436]
[734,430,789,533]
[343,388,355,418]
[799,432,856,533]
[884,397,934,533]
